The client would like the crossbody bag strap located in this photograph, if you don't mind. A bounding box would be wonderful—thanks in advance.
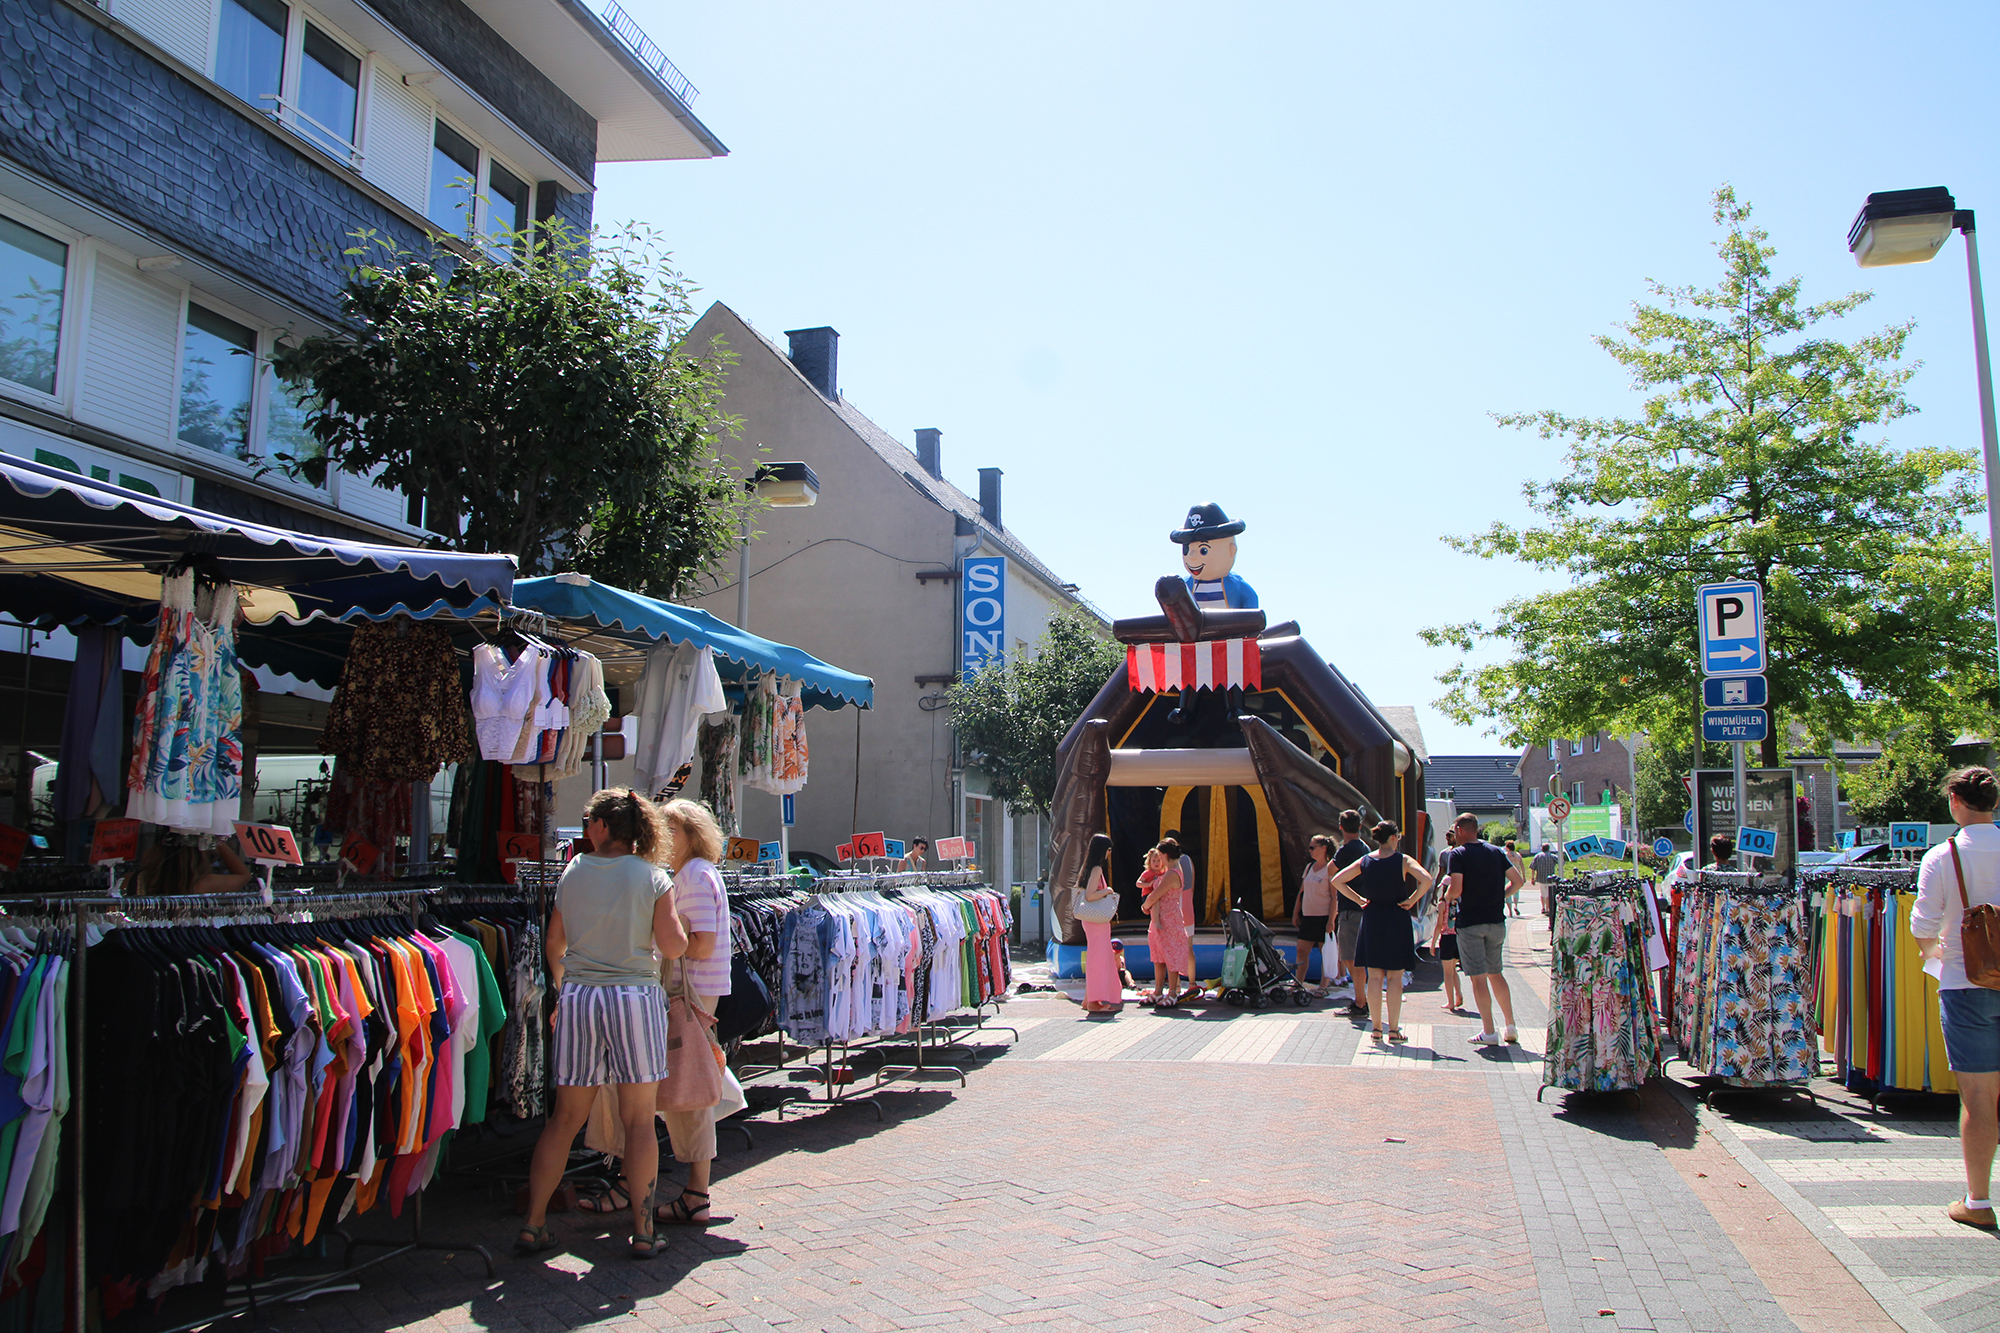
[1950,837,1972,913]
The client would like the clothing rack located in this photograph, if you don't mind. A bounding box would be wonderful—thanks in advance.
[0,885,501,1330]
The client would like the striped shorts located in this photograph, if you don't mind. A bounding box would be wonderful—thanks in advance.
[553,983,671,1087]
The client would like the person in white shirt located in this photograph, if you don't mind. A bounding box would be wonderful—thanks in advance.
[1911,766,2000,1232]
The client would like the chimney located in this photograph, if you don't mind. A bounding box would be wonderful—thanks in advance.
[784,326,838,399]
[978,467,1003,529]
[914,428,942,479]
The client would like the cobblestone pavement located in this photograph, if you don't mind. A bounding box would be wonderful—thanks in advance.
[119,916,1997,1333]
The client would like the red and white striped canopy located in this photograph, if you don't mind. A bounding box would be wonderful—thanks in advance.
[1126,638,1262,694]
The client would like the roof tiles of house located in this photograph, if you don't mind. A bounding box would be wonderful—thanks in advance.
[1425,755,1522,807]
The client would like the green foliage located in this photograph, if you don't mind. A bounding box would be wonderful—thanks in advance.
[271,222,751,591]
[1634,736,1732,835]
[1481,822,1519,844]
[1422,186,1995,764]
[1843,721,1954,825]
[945,610,1126,818]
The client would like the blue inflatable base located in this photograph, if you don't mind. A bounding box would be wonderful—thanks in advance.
[1048,938,1326,983]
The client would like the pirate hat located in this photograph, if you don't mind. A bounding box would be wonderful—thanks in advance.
[1171,502,1246,545]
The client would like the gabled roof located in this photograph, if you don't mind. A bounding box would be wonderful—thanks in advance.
[1425,755,1522,807]
[711,305,1096,616]
[1375,706,1429,766]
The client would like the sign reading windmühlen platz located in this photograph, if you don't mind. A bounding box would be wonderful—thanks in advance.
[1694,768,1798,884]
[961,555,1007,677]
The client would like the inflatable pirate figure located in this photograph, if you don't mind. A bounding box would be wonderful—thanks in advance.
[1174,503,1258,610]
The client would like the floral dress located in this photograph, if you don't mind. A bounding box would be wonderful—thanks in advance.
[127,571,244,835]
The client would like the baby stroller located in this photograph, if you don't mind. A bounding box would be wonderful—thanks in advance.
[1220,909,1314,1009]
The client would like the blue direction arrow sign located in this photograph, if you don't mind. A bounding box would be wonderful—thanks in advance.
[1698,580,1765,677]
[1684,809,1696,834]
[1653,837,1676,857]
[1702,707,1768,744]
[1703,675,1767,708]
[1737,826,1778,857]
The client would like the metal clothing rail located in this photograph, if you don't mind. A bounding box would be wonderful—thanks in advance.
[0,885,502,1331]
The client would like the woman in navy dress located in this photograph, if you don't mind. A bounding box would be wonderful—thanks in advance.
[1330,819,1434,1044]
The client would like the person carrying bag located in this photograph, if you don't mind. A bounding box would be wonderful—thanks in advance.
[1912,766,2000,1232]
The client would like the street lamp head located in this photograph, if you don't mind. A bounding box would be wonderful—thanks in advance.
[1849,187,1961,268]
[751,460,821,507]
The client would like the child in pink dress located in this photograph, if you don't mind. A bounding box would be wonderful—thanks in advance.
[1141,844,1192,1006]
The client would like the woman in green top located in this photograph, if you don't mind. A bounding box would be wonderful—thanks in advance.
[517,789,689,1260]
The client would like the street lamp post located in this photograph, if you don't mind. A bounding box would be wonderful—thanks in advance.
[734,460,820,867]
[1848,187,2000,677]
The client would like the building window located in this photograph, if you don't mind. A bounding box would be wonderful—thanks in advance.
[1571,781,1584,803]
[262,342,324,485]
[1547,740,1559,760]
[428,121,480,235]
[212,0,365,166]
[0,215,65,398]
[1529,787,1541,807]
[1570,738,1584,756]
[215,0,286,115]
[178,304,257,459]
[482,160,532,257]
[1593,734,1601,753]
[296,24,362,160]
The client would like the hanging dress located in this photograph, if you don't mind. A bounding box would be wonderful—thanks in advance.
[127,570,244,835]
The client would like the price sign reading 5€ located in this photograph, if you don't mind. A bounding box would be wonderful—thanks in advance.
[234,822,303,865]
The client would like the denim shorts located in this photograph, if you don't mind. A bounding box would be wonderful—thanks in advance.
[1940,986,2000,1074]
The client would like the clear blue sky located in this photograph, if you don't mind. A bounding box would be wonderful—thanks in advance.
[596,1,2000,757]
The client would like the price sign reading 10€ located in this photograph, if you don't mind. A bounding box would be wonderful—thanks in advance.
[234,822,303,865]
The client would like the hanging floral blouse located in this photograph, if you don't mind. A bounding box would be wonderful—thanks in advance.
[319,620,473,781]
[127,570,244,835]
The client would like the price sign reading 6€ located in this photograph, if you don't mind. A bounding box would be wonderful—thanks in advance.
[234,822,303,865]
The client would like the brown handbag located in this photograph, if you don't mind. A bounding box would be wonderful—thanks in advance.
[1947,839,2000,990]
[657,974,725,1112]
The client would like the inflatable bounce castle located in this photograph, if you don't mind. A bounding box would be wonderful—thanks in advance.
[1047,503,1429,947]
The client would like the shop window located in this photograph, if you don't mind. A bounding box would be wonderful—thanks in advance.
[178,304,257,459]
[0,215,66,398]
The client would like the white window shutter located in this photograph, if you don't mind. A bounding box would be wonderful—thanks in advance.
[334,460,407,529]
[361,66,432,213]
[76,255,180,449]
[109,0,216,72]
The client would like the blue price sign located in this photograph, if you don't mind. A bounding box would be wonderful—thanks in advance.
[1889,822,1930,850]
[758,841,781,862]
[885,839,906,858]
[1838,830,1855,849]
[1737,826,1778,857]
[1564,835,1602,861]
[1600,838,1629,860]
[1653,837,1676,857]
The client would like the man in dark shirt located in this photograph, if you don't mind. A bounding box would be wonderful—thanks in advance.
[1442,812,1525,1045]
[1331,809,1370,1016]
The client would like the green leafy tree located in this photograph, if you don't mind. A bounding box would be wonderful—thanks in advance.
[1423,186,1995,764]
[272,223,751,592]
[945,610,1125,817]
[1843,721,1955,825]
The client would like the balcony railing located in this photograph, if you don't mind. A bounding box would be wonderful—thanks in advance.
[599,2,699,106]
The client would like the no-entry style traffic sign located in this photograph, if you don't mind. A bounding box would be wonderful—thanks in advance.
[1698,580,1765,677]
[1702,707,1769,744]
[1546,796,1572,822]
[1703,675,1767,708]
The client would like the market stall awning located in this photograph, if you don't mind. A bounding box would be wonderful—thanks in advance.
[509,575,874,710]
[0,453,515,629]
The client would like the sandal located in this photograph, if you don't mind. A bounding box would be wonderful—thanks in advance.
[514,1224,556,1255]
[656,1189,711,1227]
[1370,1027,1387,1044]
[1388,1028,1407,1043]
[629,1225,663,1260]
[575,1181,630,1216]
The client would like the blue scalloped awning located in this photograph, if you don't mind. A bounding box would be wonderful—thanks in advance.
[510,575,873,711]
[0,452,515,627]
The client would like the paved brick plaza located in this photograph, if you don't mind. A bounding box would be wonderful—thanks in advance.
[128,920,2000,1333]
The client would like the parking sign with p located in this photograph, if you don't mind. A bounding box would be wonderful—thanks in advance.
[1698,580,1765,677]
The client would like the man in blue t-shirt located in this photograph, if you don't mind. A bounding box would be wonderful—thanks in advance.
[1441,813,1524,1046]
